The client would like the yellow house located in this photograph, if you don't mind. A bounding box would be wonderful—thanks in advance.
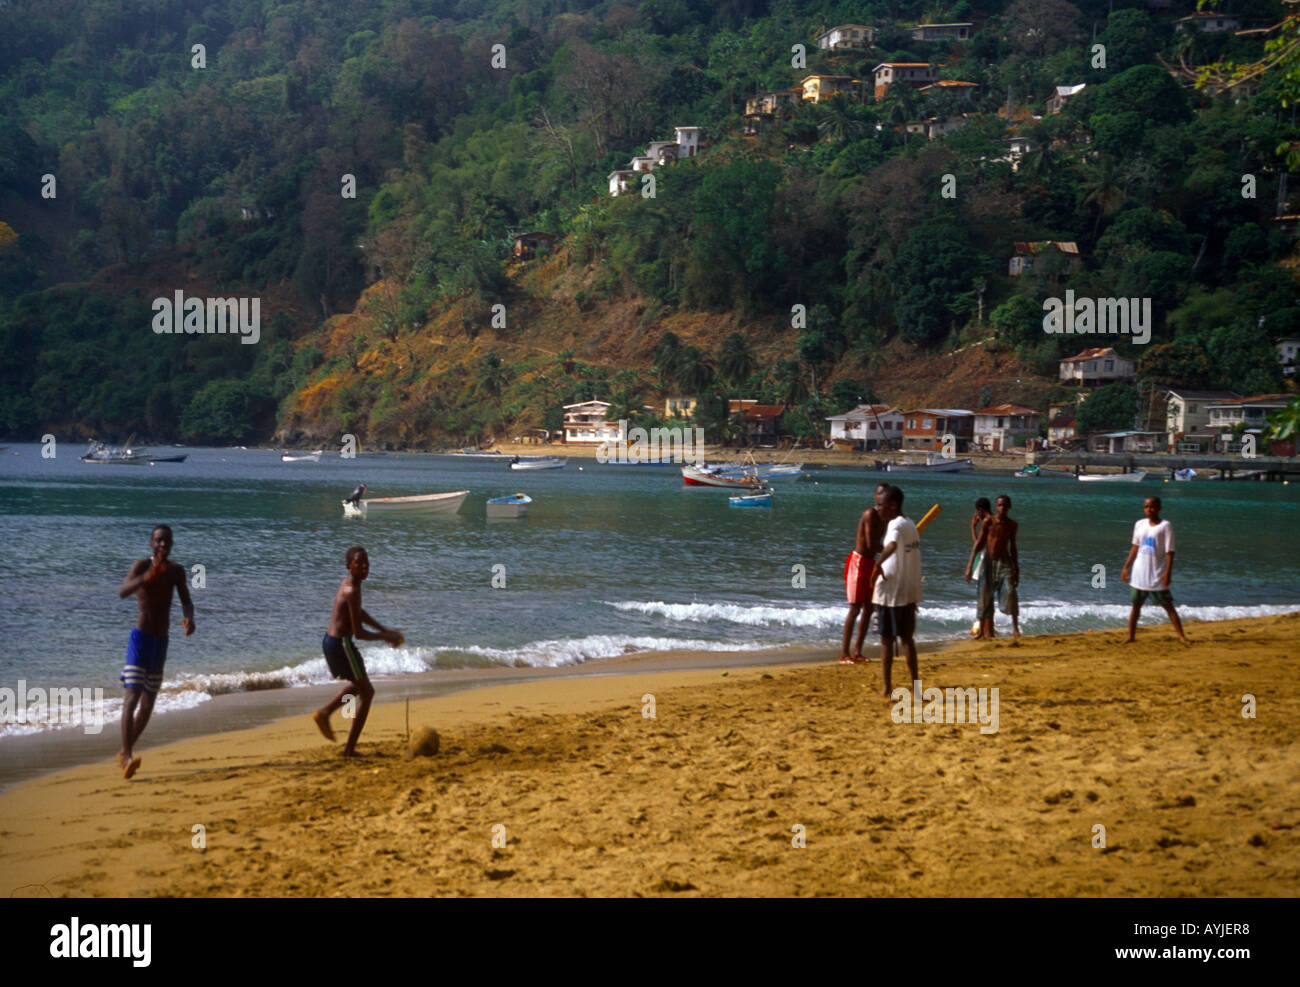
[664,396,698,420]
[800,75,867,104]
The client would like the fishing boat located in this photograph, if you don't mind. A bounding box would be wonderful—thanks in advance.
[885,453,974,473]
[81,439,150,465]
[149,454,188,464]
[486,492,532,518]
[729,487,773,507]
[681,464,767,489]
[1173,468,1197,481]
[1077,470,1147,483]
[510,456,565,471]
[282,449,323,462]
[342,490,469,517]
[455,448,507,458]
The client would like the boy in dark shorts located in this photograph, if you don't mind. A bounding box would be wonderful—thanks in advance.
[1121,496,1189,644]
[117,524,195,779]
[312,546,403,757]
[840,482,888,664]
[869,485,922,699]
[965,494,1020,642]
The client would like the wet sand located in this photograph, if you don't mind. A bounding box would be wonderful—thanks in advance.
[1,613,1296,897]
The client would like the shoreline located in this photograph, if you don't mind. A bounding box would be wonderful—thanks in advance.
[2,611,1296,897]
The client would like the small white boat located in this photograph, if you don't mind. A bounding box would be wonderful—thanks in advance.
[282,449,323,462]
[455,448,507,458]
[729,488,773,508]
[342,490,469,517]
[682,464,767,489]
[510,457,565,471]
[81,439,150,465]
[1077,470,1147,483]
[486,492,532,518]
[1174,468,1197,481]
[885,453,974,473]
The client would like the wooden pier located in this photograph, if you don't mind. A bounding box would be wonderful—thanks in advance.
[1029,451,1300,482]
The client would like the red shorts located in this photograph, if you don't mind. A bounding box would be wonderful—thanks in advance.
[845,551,874,604]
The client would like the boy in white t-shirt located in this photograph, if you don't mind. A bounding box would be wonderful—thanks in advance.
[868,484,922,699]
[1120,496,1189,644]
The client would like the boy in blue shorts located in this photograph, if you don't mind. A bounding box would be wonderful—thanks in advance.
[117,524,195,779]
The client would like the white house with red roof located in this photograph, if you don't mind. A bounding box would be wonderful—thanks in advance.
[1058,347,1135,386]
[825,404,904,450]
[972,404,1042,452]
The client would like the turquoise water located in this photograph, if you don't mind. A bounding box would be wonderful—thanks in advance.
[1,443,1297,737]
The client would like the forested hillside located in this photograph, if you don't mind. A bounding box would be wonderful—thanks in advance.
[0,0,1295,445]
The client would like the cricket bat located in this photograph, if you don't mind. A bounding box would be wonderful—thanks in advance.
[916,503,942,533]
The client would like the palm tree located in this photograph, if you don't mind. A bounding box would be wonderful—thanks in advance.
[1082,157,1126,236]
[717,333,757,389]
[674,345,716,396]
[473,350,509,411]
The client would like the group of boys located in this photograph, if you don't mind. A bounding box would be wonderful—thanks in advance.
[113,490,1188,776]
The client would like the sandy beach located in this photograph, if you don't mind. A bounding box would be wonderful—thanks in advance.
[1,612,1296,898]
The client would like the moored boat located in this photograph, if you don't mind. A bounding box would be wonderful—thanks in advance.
[1077,470,1147,483]
[282,449,323,462]
[486,492,532,518]
[729,488,773,507]
[1174,468,1197,481]
[681,464,767,489]
[510,456,565,470]
[149,455,188,464]
[342,490,469,517]
[81,440,150,465]
[885,453,974,473]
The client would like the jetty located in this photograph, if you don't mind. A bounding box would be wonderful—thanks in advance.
[1030,451,1300,482]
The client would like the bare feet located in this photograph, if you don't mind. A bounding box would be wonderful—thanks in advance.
[1178,635,1191,645]
[877,691,893,703]
[837,655,854,665]
[1122,637,1135,645]
[851,653,870,664]
[115,752,126,768]
[312,710,335,742]
[340,749,365,759]
[123,756,142,780]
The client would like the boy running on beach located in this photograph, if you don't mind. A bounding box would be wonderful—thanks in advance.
[1121,496,1189,644]
[965,494,1020,642]
[116,524,195,780]
[313,546,403,757]
[840,482,889,664]
[869,485,922,698]
[968,497,992,637]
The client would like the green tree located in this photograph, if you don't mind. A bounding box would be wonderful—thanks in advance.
[1076,382,1139,433]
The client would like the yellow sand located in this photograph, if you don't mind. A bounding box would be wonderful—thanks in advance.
[1,613,1297,897]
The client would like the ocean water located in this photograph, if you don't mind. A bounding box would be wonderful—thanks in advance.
[1,443,1297,738]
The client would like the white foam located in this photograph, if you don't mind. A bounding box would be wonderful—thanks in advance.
[608,600,840,628]
[438,634,771,668]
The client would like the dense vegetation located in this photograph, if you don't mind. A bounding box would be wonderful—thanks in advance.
[0,0,1294,444]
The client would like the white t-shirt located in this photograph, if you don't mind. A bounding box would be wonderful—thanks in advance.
[1129,519,1175,591]
[873,516,923,606]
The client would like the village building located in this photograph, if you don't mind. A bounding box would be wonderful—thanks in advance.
[1047,413,1078,447]
[917,79,978,100]
[511,231,556,262]
[800,74,868,104]
[743,89,802,135]
[1087,430,1163,454]
[993,135,1034,172]
[607,170,634,196]
[815,24,876,51]
[825,405,904,450]
[562,400,619,444]
[1008,240,1081,277]
[1164,389,1240,451]
[1205,394,1292,451]
[902,408,975,451]
[1046,83,1086,114]
[664,396,698,420]
[905,114,972,141]
[873,62,941,100]
[972,404,1042,452]
[1059,347,1136,386]
[911,23,973,42]
[728,400,787,445]
[1276,337,1299,376]
[1173,12,1241,32]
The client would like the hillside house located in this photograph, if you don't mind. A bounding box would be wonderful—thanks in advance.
[1206,394,1292,450]
[726,402,787,444]
[911,23,973,42]
[994,135,1034,171]
[902,409,975,451]
[630,155,655,173]
[744,89,801,134]
[1174,12,1240,32]
[664,396,698,420]
[1088,430,1162,454]
[1059,347,1136,386]
[1277,337,1299,376]
[562,400,619,444]
[1164,389,1240,451]
[825,405,904,450]
[905,114,971,140]
[1047,414,1078,446]
[646,140,679,166]
[1008,241,1080,277]
[816,24,876,51]
[917,79,978,100]
[608,170,634,196]
[1046,83,1086,114]
[801,74,868,104]
[874,62,941,100]
[972,404,1041,452]
[512,231,556,261]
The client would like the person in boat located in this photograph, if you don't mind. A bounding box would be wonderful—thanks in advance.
[840,483,889,665]
[965,494,1020,642]
[511,455,520,465]
[968,497,993,637]
[1120,496,1189,645]
[312,546,403,758]
[116,524,195,780]
[868,484,922,697]
[345,483,366,506]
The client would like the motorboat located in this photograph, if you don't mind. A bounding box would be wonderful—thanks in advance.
[486,492,532,518]
[282,450,323,462]
[1077,470,1147,483]
[342,490,469,517]
[510,456,565,470]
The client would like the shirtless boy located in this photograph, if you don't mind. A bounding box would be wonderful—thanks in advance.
[965,494,1020,642]
[313,546,403,757]
[117,524,195,779]
[840,482,889,665]
[1121,496,1189,645]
